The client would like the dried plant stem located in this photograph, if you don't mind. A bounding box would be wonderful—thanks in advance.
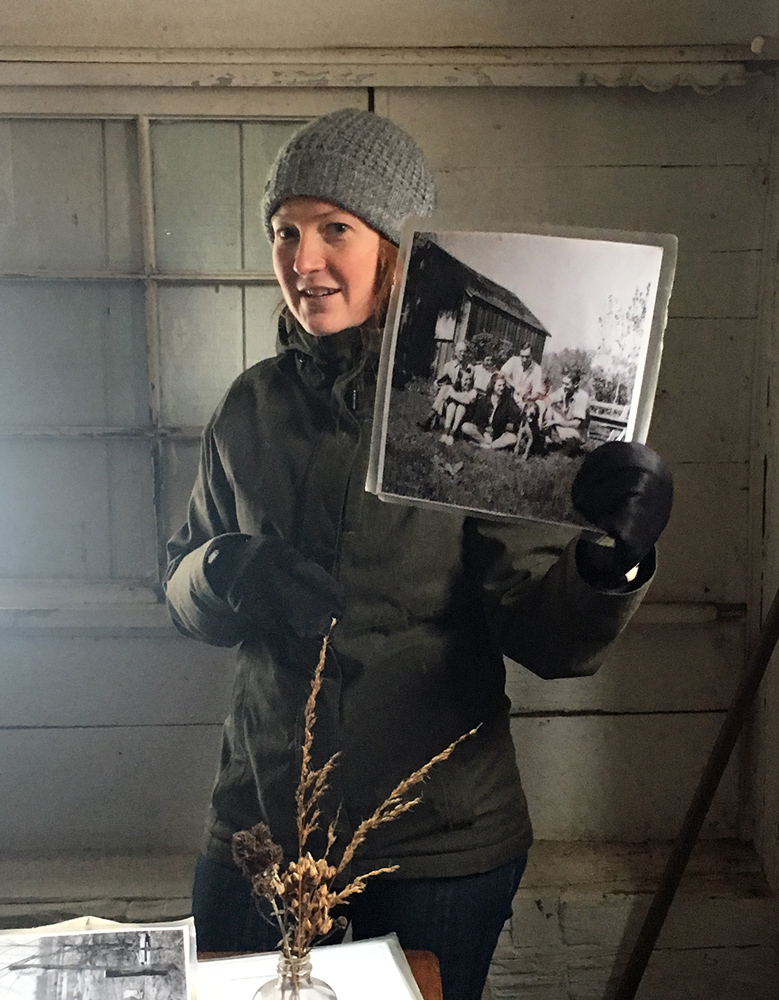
[296,620,340,850]
[332,865,399,905]
[270,897,292,962]
[234,623,480,964]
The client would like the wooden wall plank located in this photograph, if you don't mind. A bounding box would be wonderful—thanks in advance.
[670,249,761,319]
[648,318,754,464]
[650,461,750,603]
[0,0,773,49]
[381,81,773,170]
[0,726,221,853]
[0,635,234,727]
[513,714,740,840]
[428,165,765,252]
[0,58,757,93]
[506,620,744,714]
[0,87,369,119]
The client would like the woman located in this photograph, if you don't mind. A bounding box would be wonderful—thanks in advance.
[461,372,522,450]
[164,109,672,1000]
[439,368,477,445]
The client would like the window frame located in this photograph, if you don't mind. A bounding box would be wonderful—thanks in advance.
[0,88,369,617]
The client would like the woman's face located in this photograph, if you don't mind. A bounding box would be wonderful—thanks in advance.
[493,374,506,395]
[271,197,382,336]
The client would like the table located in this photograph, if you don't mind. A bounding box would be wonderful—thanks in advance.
[404,950,443,1000]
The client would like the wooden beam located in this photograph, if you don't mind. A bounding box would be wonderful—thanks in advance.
[0,46,761,91]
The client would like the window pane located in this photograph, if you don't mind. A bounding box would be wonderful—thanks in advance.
[243,120,308,273]
[160,439,201,545]
[0,439,156,580]
[152,121,242,272]
[158,285,243,427]
[245,285,284,366]
[0,119,141,272]
[0,281,149,428]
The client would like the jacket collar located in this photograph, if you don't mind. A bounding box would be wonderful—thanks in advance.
[276,311,378,386]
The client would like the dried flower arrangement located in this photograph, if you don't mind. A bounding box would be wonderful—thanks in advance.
[232,622,476,969]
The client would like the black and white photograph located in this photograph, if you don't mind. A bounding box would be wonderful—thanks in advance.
[370,225,676,527]
[0,924,195,1000]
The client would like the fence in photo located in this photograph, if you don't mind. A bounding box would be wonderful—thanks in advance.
[587,400,629,443]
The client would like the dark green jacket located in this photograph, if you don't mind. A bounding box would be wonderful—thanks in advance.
[165,320,651,879]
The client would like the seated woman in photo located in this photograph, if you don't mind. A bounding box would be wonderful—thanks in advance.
[419,341,468,432]
[439,369,478,445]
[461,372,523,450]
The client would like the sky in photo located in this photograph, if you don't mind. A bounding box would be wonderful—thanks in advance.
[433,229,665,357]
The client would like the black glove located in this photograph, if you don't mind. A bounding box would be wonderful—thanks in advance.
[571,441,673,586]
[204,533,345,638]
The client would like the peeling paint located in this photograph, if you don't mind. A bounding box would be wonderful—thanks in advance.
[474,67,495,86]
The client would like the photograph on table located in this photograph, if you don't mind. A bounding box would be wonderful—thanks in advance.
[0,918,196,1000]
[367,223,677,528]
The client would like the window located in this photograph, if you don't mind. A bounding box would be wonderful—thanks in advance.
[0,99,362,598]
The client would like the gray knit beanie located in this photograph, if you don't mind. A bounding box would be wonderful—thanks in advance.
[262,108,437,245]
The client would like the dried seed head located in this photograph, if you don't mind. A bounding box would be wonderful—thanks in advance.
[232,822,284,894]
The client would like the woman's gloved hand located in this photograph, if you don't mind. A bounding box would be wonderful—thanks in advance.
[571,441,673,588]
[204,533,345,638]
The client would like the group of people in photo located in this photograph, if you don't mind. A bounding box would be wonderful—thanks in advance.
[419,339,592,457]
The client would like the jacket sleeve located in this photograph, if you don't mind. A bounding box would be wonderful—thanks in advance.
[466,518,653,680]
[163,421,248,648]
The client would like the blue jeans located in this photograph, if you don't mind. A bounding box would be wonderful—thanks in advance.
[192,852,527,1000]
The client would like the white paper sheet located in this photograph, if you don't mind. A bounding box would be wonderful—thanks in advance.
[196,934,424,1000]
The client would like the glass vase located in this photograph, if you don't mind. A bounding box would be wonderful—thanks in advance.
[254,953,337,1000]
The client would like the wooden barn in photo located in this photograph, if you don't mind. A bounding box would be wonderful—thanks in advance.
[395,234,550,380]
